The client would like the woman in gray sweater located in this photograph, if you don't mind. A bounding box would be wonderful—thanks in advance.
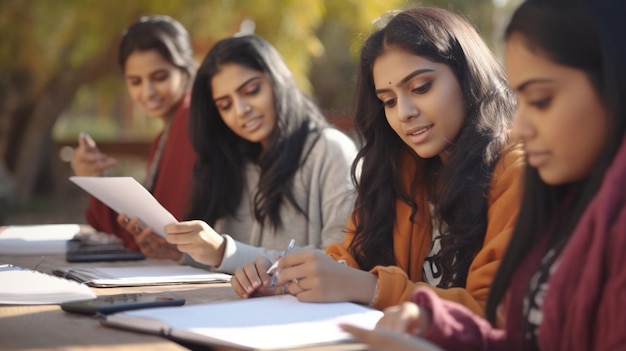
[164,35,357,274]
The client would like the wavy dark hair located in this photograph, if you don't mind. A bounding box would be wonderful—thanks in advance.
[349,7,516,288]
[486,0,626,323]
[118,15,196,78]
[187,35,329,228]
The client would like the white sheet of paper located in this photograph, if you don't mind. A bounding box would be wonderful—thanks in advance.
[0,224,81,255]
[105,295,383,350]
[69,176,177,237]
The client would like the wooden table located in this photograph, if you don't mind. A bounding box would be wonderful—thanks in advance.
[0,254,240,351]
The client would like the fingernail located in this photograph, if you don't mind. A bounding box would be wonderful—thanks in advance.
[84,134,96,148]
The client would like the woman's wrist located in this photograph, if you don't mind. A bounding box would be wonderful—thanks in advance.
[351,271,379,306]
[208,235,227,267]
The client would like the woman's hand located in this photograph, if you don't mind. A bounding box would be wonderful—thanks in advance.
[117,214,182,260]
[231,256,287,298]
[375,302,432,335]
[70,133,117,176]
[340,301,436,350]
[269,250,378,304]
[339,323,443,351]
[164,220,226,267]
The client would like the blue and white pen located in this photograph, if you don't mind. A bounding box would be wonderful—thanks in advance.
[266,239,295,287]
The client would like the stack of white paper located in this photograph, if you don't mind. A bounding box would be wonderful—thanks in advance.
[0,224,81,255]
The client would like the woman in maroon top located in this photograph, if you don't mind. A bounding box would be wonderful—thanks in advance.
[341,0,626,350]
[70,15,196,260]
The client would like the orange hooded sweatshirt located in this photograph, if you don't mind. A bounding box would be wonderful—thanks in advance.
[326,145,524,316]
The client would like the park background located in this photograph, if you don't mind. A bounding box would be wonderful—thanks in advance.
[0,0,521,225]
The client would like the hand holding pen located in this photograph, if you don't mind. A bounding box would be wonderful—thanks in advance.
[232,244,377,303]
[266,239,296,287]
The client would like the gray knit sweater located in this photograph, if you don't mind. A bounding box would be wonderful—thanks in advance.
[182,128,357,274]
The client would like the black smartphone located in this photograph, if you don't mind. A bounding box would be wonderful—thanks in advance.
[60,293,185,315]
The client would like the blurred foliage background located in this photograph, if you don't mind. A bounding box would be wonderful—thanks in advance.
[0,0,520,224]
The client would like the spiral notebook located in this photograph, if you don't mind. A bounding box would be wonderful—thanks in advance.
[0,264,96,305]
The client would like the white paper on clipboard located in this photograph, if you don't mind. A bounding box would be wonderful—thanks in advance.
[69,176,177,237]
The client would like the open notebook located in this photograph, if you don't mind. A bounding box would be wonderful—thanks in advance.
[102,295,383,350]
[0,264,96,304]
[52,265,231,287]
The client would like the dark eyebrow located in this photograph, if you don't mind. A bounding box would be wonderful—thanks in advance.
[125,68,169,79]
[515,78,552,93]
[213,76,261,102]
[149,68,170,76]
[375,68,434,94]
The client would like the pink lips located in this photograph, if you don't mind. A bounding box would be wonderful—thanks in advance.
[243,117,262,132]
[526,151,550,168]
[406,125,433,145]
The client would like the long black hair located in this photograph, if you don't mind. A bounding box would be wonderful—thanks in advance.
[118,15,196,77]
[350,7,516,287]
[187,35,329,228]
[486,0,626,323]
